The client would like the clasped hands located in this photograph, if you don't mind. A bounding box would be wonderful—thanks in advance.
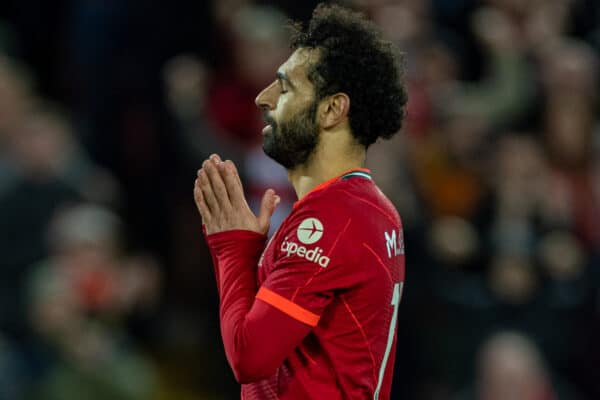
[194,154,280,235]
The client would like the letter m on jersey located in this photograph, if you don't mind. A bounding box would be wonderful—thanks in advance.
[384,229,404,259]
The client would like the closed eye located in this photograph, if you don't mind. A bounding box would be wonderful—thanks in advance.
[277,80,288,95]
[276,71,294,94]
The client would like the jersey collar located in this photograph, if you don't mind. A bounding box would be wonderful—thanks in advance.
[293,168,371,209]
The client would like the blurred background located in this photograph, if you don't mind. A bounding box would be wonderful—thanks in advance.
[0,0,598,399]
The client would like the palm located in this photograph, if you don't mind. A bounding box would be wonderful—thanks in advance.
[194,155,279,235]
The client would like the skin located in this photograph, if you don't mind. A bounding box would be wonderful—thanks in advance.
[194,48,366,235]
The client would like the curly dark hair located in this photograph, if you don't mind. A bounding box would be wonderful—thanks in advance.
[290,3,407,148]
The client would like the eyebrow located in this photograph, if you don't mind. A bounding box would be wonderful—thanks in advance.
[276,71,294,89]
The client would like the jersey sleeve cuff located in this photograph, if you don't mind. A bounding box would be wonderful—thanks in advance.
[256,287,320,327]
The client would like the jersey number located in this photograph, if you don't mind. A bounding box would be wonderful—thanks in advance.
[373,282,403,400]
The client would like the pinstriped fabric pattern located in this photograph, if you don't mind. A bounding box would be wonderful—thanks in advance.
[245,171,404,399]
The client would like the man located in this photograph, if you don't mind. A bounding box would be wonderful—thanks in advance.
[194,4,407,399]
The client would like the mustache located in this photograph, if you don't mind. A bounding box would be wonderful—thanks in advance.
[262,112,277,127]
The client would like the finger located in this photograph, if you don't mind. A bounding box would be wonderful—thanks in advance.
[223,159,244,188]
[257,189,280,234]
[204,159,231,211]
[220,161,246,209]
[211,157,241,185]
[198,167,219,214]
[194,179,211,222]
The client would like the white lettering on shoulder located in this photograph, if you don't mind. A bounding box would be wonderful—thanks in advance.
[384,229,404,258]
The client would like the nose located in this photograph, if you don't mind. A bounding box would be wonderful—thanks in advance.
[255,81,277,111]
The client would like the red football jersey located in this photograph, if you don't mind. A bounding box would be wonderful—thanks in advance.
[206,168,405,400]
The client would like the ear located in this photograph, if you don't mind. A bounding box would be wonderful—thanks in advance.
[319,93,350,129]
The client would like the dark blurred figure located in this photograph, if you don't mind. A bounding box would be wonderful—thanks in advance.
[0,61,121,395]
[0,100,119,334]
[26,203,160,400]
[454,331,582,400]
[538,39,600,252]
[0,81,81,342]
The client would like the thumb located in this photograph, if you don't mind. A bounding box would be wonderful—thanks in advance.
[257,189,280,234]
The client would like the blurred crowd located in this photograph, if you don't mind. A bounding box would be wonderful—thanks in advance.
[0,0,598,399]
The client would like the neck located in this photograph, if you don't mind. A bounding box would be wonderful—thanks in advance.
[288,130,366,199]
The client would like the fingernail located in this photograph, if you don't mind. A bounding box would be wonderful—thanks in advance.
[274,195,280,206]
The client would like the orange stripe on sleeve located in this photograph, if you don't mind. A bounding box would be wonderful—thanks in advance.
[256,287,320,327]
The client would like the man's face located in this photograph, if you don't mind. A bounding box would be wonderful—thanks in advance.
[255,48,321,169]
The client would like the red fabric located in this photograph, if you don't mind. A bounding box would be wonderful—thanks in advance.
[206,230,312,384]
[205,173,405,399]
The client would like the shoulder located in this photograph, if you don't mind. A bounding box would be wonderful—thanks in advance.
[294,178,401,227]
[281,179,401,251]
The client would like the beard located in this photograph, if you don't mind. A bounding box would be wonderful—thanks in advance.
[262,100,319,170]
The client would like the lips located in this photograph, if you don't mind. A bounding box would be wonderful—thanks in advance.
[262,125,273,135]
[262,112,276,136]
